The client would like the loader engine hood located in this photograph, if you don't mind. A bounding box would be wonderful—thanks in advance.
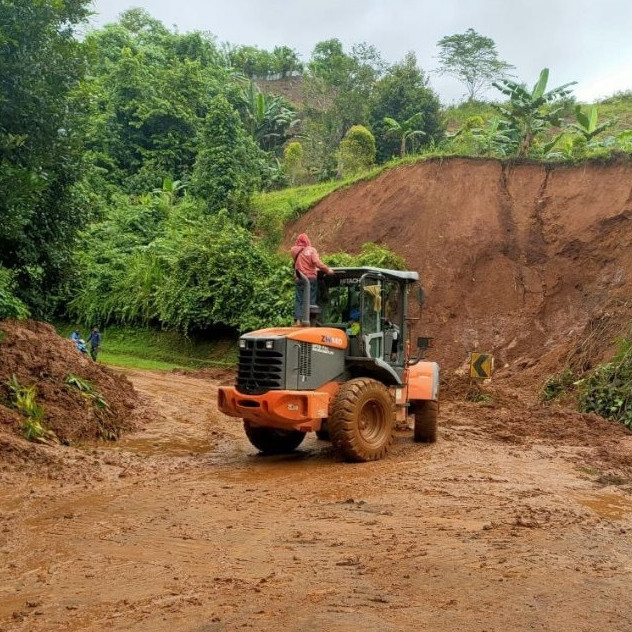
[237,327,347,395]
[244,327,348,350]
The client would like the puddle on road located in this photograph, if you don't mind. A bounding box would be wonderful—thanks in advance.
[114,433,213,457]
[577,493,632,520]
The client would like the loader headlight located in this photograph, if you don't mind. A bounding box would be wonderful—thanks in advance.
[265,340,274,349]
[239,339,247,349]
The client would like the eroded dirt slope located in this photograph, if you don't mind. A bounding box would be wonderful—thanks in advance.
[287,158,632,386]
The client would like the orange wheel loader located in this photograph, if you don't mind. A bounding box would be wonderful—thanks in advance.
[217,267,439,462]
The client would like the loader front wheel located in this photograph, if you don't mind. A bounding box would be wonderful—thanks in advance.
[412,400,438,443]
[243,421,306,454]
[328,378,395,462]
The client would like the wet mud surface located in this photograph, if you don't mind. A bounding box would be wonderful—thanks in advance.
[2,369,632,631]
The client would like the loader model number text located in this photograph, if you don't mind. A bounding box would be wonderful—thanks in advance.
[321,335,342,346]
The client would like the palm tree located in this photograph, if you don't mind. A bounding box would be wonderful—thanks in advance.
[382,113,426,157]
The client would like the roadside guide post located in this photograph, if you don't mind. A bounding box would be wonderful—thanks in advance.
[469,352,494,400]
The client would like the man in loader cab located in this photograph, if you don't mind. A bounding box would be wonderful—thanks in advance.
[291,233,334,326]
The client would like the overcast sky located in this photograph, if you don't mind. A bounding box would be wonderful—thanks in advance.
[89,0,632,104]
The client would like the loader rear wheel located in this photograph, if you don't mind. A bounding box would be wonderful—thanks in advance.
[243,421,306,454]
[412,400,438,443]
[328,378,395,462]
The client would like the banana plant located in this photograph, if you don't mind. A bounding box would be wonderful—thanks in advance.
[493,68,576,157]
[568,105,613,141]
[238,81,298,151]
[383,113,426,157]
[470,116,518,157]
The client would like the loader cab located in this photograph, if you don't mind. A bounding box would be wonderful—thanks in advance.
[318,267,419,381]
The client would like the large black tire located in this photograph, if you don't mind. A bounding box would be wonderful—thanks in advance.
[243,421,306,454]
[412,400,438,443]
[328,378,395,462]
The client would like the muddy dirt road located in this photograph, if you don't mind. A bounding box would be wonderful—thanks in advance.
[2,370,632,631]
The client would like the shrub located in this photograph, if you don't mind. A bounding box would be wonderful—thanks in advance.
[283,141,305,186]
[337,125,376,177]
[578,336,632,428]
[0,267,29,320]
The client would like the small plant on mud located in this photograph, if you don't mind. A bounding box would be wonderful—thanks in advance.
[465,384,493,403]
[577,337,632,429]
[541,369,577,403]
[7,374,50,442]
[65,374,119,440]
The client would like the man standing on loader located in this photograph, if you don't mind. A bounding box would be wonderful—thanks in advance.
[291,233,334,326]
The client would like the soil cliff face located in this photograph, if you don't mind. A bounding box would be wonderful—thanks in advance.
[286,158,632,384]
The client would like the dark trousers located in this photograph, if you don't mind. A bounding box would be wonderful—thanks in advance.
[294,278,317,321]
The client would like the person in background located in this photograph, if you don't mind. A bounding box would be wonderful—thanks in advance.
[70,330,87,355]
[86,326,102,361]
[290,233,334,326]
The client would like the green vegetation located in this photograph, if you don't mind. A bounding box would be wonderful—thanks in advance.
[7,374,49,442]
[1,2,632,356]
[577,337,632,429]
[56,324,238,370]
[540,369,577,403]
[64,373,118,440]
[437,28,514,102]
[337,125,376,176]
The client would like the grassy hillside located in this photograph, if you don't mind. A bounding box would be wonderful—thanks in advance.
[56,324,237,371]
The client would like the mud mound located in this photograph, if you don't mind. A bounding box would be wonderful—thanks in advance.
[287,158,632,392]
[171,367,236,384]
[0,319,147,458]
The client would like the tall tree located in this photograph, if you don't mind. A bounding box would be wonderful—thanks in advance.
[190,95,262,218]
[0,0,91,314]
[369,52,444,162]
[436,28,514,101]
[303,39,385,178]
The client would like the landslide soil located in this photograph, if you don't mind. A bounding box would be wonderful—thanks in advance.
[2,370,632,632]
[287,157,632,387]
[3,158,632,630]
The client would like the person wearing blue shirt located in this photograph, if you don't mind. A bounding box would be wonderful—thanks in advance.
[86,326,102,361]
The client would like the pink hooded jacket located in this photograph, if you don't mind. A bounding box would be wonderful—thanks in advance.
[291,233,333,280]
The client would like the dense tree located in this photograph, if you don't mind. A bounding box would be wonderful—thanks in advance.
[369,52,444,162]
[190,95,262,217]
[436,28,514,101]
[0,0,91,315]
[226,44,302,78]
[303,39,385,178]
[82,13,230,193]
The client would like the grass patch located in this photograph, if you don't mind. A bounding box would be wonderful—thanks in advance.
[99,352,185,371]
[253,155,448,246]
[56,323,237,371]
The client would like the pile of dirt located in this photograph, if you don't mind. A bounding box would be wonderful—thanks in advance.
[0,319,148,462]
[286,157,632,395]
[171,366,236,384]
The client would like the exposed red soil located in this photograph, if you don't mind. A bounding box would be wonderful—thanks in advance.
[4,158,632,630]
[286,157,632,393]
[2,370,632,632]
[0,320,150,467]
